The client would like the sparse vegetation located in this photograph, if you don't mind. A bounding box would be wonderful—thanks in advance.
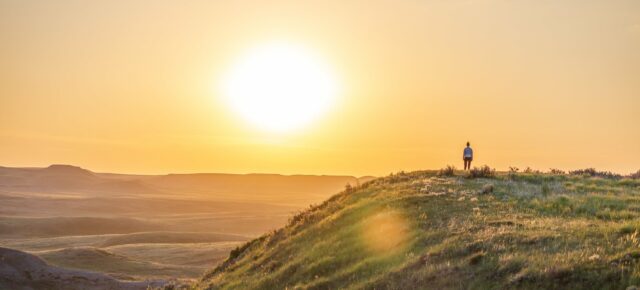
[438,165,456,177]
[523,166,542,174]
[569,168,622,179]
[197,170,640,289]
[508,166,519,180]
[548,168,566,175]
[468,165,495,178]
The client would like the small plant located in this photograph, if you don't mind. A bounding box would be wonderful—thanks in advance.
[481,183,494,194]
[569,168,597,176]
[468,165,495,179]
[438,165,456,177]
[344,183,354,193]
[549,168,565,175]
[508,166,519,180]
[228,246,243,260]
[523,167,542,174]
[385,171,411,183]
[570,168,622,179]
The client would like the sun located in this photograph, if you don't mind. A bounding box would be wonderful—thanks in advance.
[221,42,339,132]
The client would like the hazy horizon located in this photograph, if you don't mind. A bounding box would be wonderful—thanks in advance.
[0,163,378,177]
[0,162,638,177]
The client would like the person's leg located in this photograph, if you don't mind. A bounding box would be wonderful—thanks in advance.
[464,159,468,170]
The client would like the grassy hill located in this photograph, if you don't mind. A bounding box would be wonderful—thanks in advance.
[196,169,640,289]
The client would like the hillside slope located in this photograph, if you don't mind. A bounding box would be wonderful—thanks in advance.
[0,247,166,290]
[197,170,640,289]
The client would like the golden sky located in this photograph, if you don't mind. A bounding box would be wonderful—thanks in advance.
[1,0,639,176]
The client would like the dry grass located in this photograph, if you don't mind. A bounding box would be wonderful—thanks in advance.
[438,165,456,177]
[468,165,495,178]
[197,170,640,290]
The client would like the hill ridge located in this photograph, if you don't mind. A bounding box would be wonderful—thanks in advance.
[197,170,640,289]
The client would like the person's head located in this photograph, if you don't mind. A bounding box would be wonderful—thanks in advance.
[466,142,470,147]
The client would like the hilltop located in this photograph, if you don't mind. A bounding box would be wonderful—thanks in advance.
[197,170,640,289]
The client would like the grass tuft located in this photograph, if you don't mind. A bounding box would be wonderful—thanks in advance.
[569,168,622,179]
[468,165,495,179]
[438,165,456,177]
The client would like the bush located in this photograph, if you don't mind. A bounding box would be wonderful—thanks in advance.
[508,166,519,180]
[569,168,622,179]
[438,165,456,177]
[523,167,542,174]
[385,171,411,184]
[549,168,565,175]
[569,168,597,176]
[344,183,354,193]
[481,183,494,194]
[468,165,495,179]
[629,170,640,179]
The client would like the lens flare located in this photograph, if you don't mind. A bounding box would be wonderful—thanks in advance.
[361,210,411,254]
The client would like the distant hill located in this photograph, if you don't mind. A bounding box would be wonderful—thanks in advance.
[0,165,373,205]
[0,164,155,194]
[197,171,640,289]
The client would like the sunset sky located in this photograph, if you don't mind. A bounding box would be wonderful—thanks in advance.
[1,0,639,176]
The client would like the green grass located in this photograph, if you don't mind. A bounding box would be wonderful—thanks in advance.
[1,232,247,280]
[195,171,640,289]
[39,246,204,280]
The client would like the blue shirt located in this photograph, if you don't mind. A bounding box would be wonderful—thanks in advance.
[463,147,473,158]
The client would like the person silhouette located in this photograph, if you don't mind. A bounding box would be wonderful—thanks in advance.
[463,142,473,170]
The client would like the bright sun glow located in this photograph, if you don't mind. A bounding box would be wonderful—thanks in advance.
[221,42,339,132]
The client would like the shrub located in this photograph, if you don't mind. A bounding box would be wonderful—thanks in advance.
[481,183,494,194]
[386,171,411,184]
[523,167,542,174]
[468,165,495,179]
[600,171,622,179]
[438,165,456,177]
[344,183,354,193]
[629,170,640,179]
[569,168,622,179]
[549,168,565,175]
[508,166,519,180]
[569,168,597,176]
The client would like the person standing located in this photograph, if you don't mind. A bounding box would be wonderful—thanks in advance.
[463,142,473,170]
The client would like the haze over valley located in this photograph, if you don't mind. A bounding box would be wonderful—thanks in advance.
[0,164,371,282]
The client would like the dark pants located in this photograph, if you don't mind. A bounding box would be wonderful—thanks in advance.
[463,157,472,170]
